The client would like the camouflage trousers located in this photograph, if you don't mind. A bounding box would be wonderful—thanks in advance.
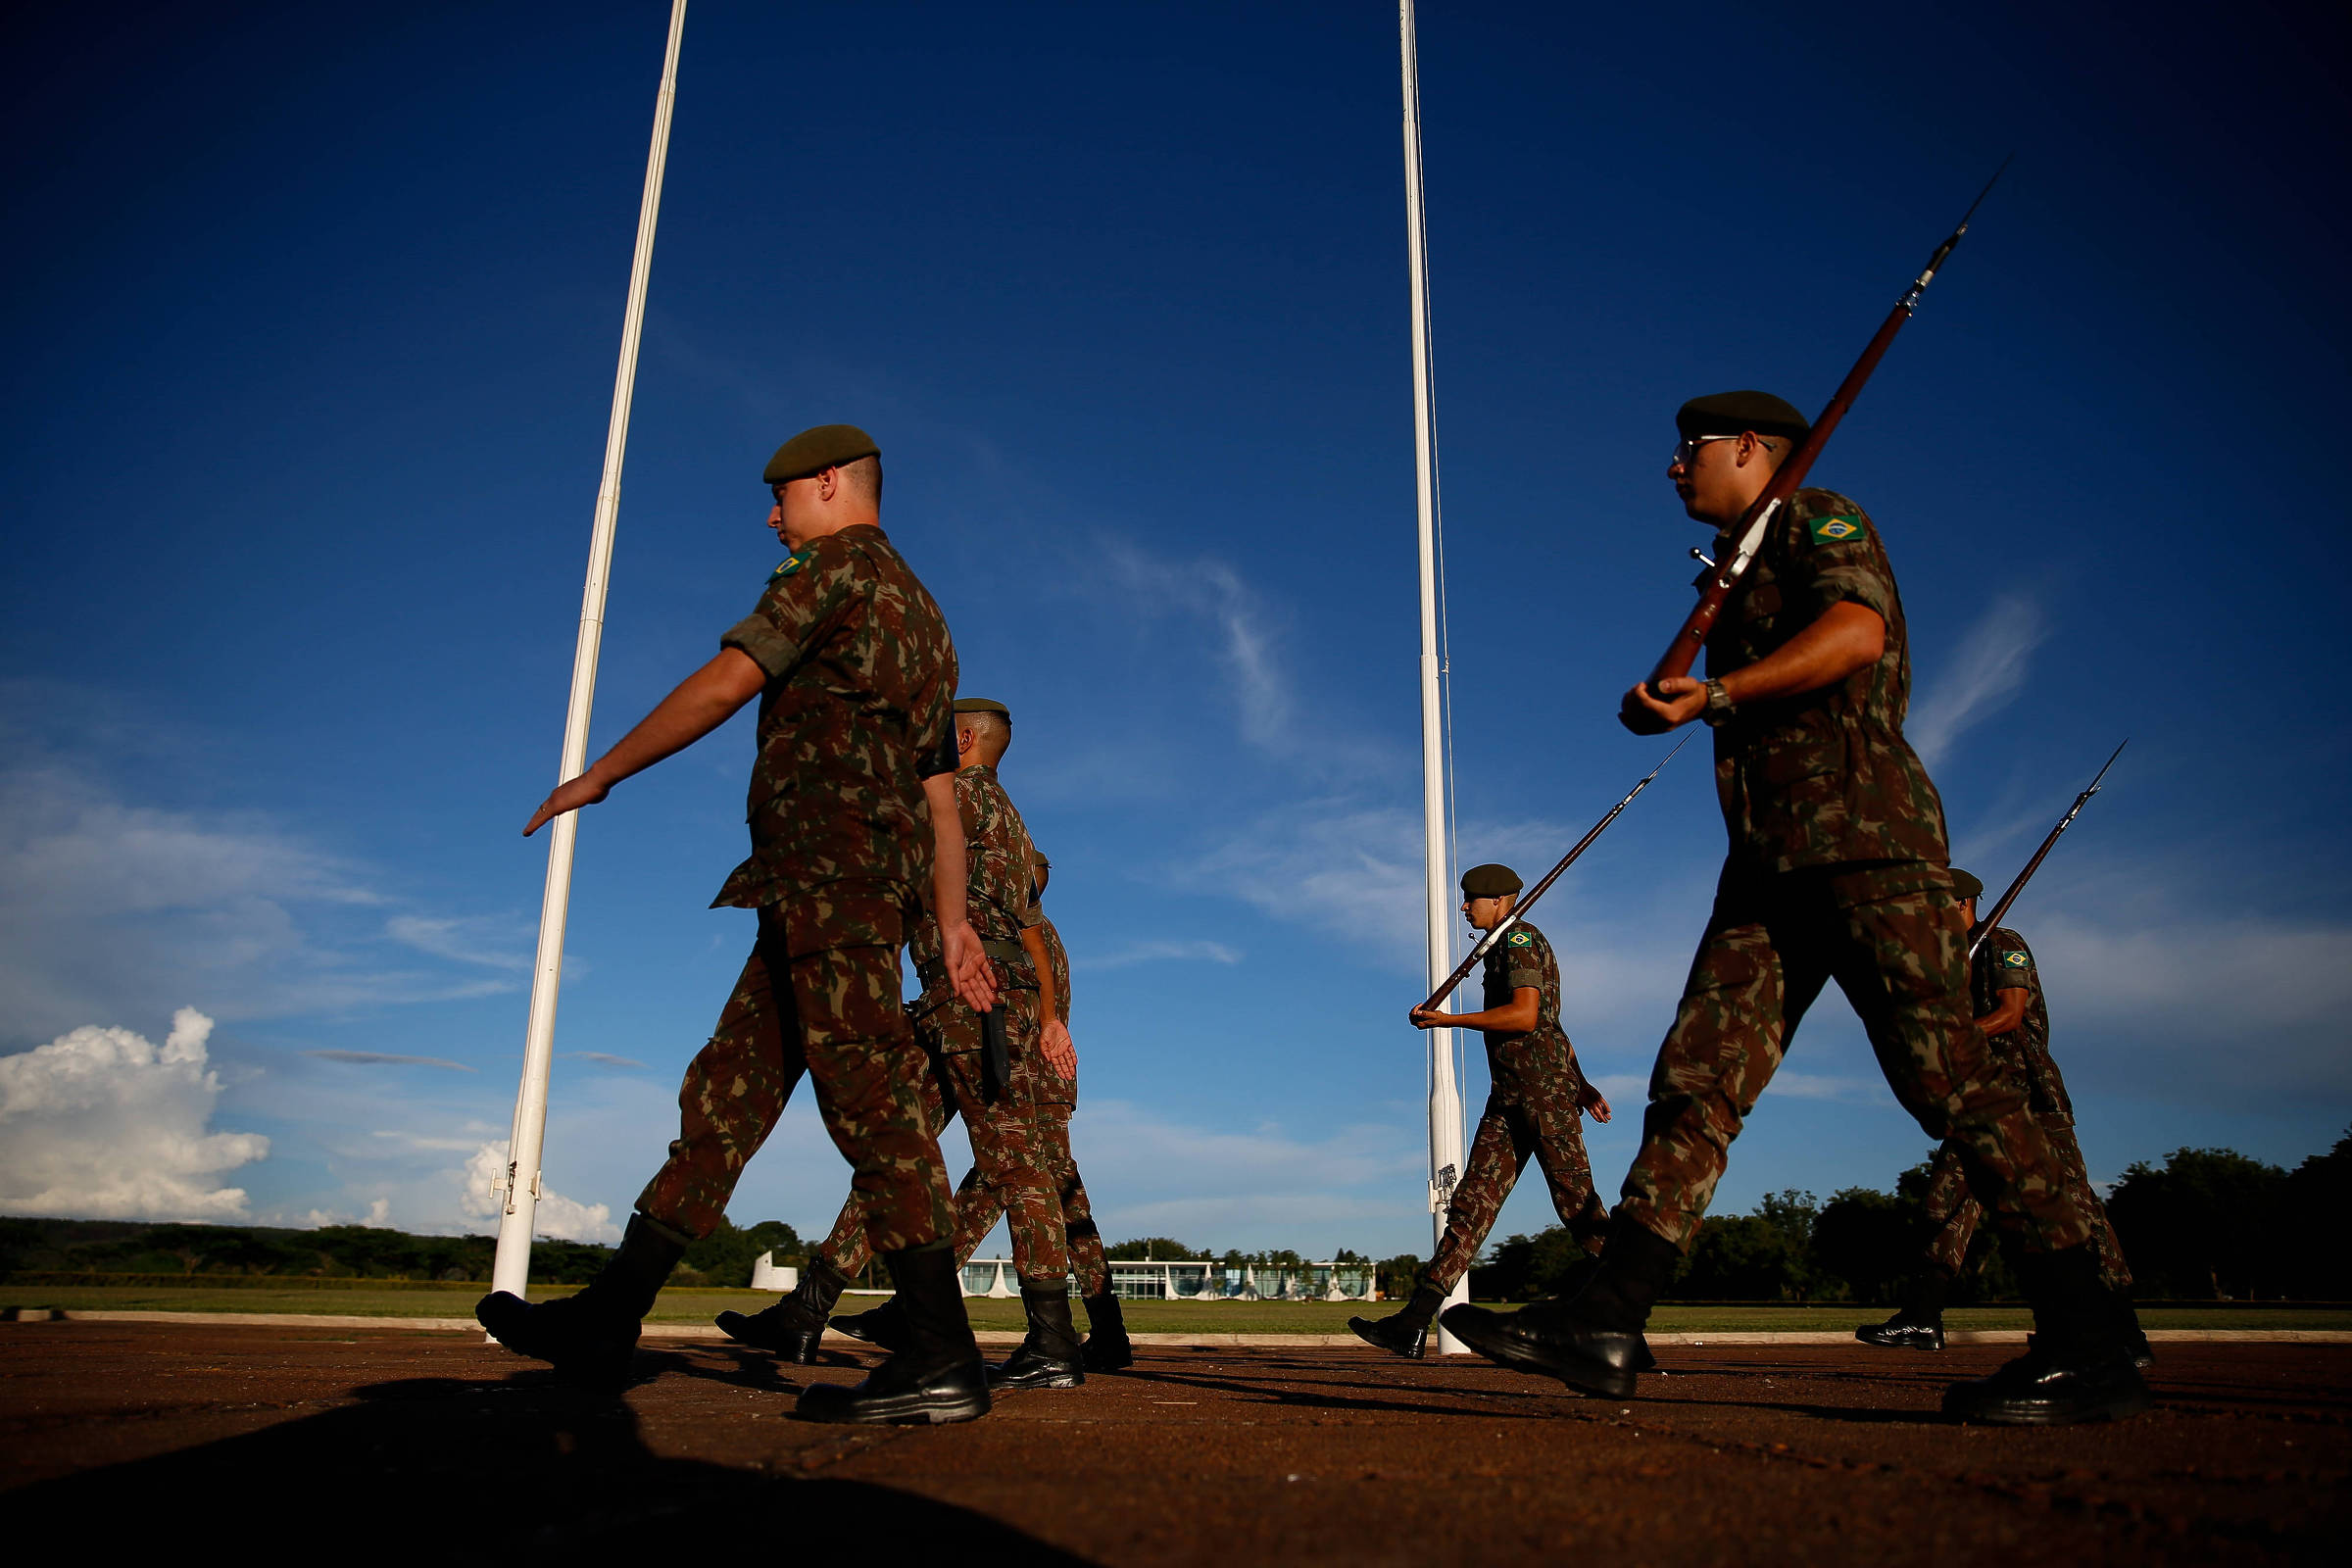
[1619,862,2093,1256]
[946,1110,1110,1298]
[1923,1112,2132,1289]
[817,989,1071,1287]
[1428,1088,1610,1292]
[636,891,952,1253]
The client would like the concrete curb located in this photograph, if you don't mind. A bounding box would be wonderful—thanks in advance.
[6,1310,2349,1347]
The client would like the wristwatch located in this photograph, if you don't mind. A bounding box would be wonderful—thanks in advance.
[1701,677,1737,727]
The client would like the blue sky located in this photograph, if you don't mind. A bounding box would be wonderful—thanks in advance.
[3,1,2345,1257]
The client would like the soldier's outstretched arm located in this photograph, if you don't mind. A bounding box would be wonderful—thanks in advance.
[523,650,766,835]
[925,773,1000,1014]
[1619,602,1886,733]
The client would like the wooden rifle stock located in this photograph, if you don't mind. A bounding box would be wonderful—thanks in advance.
[1645,162,2010,699]
[1967,741,2127,959]
[1418,735,1691,1014]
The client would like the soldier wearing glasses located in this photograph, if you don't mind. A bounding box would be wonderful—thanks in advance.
[1441,391,2151,1426]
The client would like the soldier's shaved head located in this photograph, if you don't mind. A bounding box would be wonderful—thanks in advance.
[956,708,1010,764]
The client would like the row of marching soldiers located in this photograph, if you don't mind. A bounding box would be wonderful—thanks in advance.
[479,423,1119,1424]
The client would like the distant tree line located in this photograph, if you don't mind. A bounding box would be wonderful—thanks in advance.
[0,1215,806,1290]
[1440,1126,2352,1303]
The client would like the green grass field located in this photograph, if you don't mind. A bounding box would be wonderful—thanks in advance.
[5,1285,2348,1334]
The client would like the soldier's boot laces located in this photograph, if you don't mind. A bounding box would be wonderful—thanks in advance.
[476,1212,685,1391]
[1442,1216,1672,1398]
[1856,1269,1951,1351]
[1349,1284,1446,1360]
[715,1254,851,1363]
[1942,1248,2152,1426]
[796,1245,990,1426]
[1080,1290,1135,1373]
[991,1283,1087,1391]
[829,1295,913,1353]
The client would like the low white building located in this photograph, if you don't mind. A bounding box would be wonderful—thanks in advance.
[958,1257,1375,1301]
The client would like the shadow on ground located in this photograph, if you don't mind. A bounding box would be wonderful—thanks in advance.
[10,1369,1098,1562]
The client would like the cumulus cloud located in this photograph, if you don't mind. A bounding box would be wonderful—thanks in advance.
[1909,596,2048,767]
[0,1007,270,1220]
[458,1141,619,1245]
[305,1050,476,1072]
[1073,939,1244,971]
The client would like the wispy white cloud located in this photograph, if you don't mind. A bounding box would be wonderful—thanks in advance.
[1099,544,1296,752]
[564,1052,648,1069]
[1910,595,2048,767]
[306,1050,476,1072]
[385,915,531,972]
[1073,939,1244,971]
[0,1008,270,1221]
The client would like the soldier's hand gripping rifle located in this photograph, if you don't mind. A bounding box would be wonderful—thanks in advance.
[1967,741,2127,959]
[1623,162,2011,728]
[1413,734,1691,1015]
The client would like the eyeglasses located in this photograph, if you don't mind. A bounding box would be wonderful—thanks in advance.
[1670,433,1743,466]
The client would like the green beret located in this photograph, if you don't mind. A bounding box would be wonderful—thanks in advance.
[763,423,879,485]
[1460,862,1523,898]
[1676,390,1810,444]
[953,697,1010,719]
[1949,868,1984,900]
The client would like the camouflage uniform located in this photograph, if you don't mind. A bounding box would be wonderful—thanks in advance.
[1919,927,2132,1287]
[813,765,1072,1287]
[635,524,960,1253]
[941,907,1111,1297]
[1428,919,1609,1291]
[1618,489,2092,1257]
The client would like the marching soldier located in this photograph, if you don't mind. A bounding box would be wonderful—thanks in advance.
[1859,871,2147,1362]
[1350,863,1611,1358]
[478,424,1002,1426]
[1441,392,2150,1425]
[828,849,1134,1372]
[719,700,1089,1389]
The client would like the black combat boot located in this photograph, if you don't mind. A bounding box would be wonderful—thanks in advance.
[796,1245,990,1425]
[1442,1214,1677,1398]
[1942,1246,2152,1426]
[830,1295,912,1353]
[1349,1283,1446,1359]
[714,1254,851,1363]
[991,1282,1086,1390]
[476,1212,687,1390]
[1080,1290,1135,1372]
[1856,1267,1951,1351]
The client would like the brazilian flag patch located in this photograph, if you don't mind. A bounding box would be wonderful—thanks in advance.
[1507,930,1534,948]
[2002,950,2031,969]
[767,545,815,585]
[1807,514,1866,546]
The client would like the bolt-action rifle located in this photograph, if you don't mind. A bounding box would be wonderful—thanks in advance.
[1635,162,2010,710]
[1968,741,2127,959]
[1416,734,1691,1014]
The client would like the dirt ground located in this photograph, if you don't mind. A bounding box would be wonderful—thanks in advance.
[1,1322,2342,1563]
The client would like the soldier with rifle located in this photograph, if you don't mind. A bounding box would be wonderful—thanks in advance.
[478,424,1003,1425]
[1860,868,2148,1362]
[1350,862,1612,1359]
[1437,380,2150,1424]
[720,699,1091,1391]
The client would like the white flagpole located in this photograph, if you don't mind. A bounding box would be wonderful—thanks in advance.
[490,0,689,1303]
[1398,0,1469,1352]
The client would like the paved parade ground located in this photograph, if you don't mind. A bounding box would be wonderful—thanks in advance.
[1,1321,2342,1563]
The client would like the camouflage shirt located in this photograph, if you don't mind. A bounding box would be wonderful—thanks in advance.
[1478,919,1581,1097]
[907,763,1042,1012]
[710,524,957,909]
[1704,487,1950,871]
[1971,924,2069,1118]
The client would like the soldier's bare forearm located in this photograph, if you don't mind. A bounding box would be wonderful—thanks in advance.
[1716,602,1885,706]
[524,650,764,835]
[1018,925,1058,1030]
[924,773,969,930]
